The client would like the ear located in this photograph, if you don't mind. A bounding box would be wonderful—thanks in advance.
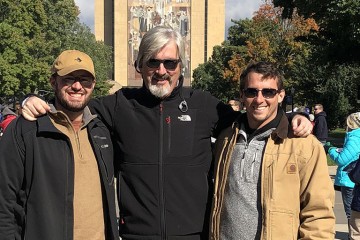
[50,76,56,90]
[134,60,141,73]
[239,90,245,102]
[278,89,285,104]
[91,80,96,90]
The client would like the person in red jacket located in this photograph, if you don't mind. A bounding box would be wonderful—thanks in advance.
[0,106,17,132]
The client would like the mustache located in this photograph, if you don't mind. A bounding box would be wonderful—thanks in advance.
[152,73,171,81]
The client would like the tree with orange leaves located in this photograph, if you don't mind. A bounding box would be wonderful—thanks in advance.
[192,1,319,102]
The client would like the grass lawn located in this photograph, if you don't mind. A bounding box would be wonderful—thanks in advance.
[327,128,346,166]
[328,128,346,139]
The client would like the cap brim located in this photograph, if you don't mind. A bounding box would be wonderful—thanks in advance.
[56,64,95,78]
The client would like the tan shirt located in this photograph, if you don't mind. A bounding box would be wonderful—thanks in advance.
[49,111,105,240]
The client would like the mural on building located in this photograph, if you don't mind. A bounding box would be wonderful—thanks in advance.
[127,0,191,81]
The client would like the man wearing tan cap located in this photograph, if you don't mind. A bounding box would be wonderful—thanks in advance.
[0,50,119,240]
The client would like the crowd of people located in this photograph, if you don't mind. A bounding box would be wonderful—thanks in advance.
[0,25,357,240]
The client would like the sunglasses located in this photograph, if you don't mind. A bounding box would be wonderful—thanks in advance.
[146,58,181,70]
[61,76,95,88]
[243,88,280,99]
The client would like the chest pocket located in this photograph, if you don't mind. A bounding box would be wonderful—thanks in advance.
[92,133,114,184]
[165,108,197,157]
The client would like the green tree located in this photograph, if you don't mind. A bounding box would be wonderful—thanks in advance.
[192,45,242,102]
[192,2,317,103]
[273,0,360,63]
[0,0,112,104]
[274,0,360,129]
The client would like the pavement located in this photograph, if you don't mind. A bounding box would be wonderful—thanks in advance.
[329,165,350,240]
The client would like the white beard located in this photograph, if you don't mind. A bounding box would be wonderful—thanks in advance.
[149,84,171,98]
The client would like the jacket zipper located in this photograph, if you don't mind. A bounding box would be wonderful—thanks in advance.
[65,136,74,240]
[159,103,166,239]
[166,116,171,153]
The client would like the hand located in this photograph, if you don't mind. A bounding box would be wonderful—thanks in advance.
[323,142,335,153]
[291,114,313,137]
[22,96,50,121]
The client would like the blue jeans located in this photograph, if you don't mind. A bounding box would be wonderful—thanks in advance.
[342,186,354,219]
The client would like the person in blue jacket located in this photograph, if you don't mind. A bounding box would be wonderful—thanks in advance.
[328,112,360,236]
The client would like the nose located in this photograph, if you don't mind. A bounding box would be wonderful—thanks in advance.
[156,63,167,75]
[71,80,83,90]
[254,91,265,102]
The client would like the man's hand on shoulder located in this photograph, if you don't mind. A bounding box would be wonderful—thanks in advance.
[292,114,313,137]
[22,96,50,121]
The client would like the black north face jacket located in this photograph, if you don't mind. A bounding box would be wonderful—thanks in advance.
[90,77,233,240]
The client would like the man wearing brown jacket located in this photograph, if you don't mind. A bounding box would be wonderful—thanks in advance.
[210,62,335,239]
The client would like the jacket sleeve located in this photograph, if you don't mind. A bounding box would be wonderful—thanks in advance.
[88,93,118,133]
[0,119,25,239]
[329,133,360,167]
[298,138,335,239]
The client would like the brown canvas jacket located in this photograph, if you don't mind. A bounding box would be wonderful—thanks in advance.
[210,112,335,240]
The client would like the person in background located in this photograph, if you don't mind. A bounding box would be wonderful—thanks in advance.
[21,27,313,240]
[210,61,335,239]
[327,112,360,239]
[228,99,240,111]
[0,106,17,132]
[309,113,315,132]
[314,103,329,144]
[0,50,119,240]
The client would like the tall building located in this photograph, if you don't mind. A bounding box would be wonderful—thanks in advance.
[95,0,225,87]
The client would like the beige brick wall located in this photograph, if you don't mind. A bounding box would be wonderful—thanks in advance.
[94,0,225,86]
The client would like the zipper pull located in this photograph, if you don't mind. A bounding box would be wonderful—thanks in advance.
[165,116,171,124]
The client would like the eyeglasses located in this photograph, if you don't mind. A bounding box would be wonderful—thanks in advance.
[146,58,181,70]
[61,76,95,88]
[243,88,280,99]
[314,108,319,111]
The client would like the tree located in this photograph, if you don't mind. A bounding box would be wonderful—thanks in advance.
[273,0,360,63]
[0,0,113,105]
[274,0,360,129]
[192,1,318,103]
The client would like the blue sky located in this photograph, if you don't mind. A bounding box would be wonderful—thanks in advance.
[74,0,263,36]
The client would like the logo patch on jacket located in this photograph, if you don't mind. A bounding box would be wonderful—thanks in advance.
[287,163,297,174]
[178,115,191,121]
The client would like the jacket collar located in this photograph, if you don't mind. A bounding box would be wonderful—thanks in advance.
[37,103,98,133]
[233,109,290,141]
[48,104,97,128]
[271,110,290,140]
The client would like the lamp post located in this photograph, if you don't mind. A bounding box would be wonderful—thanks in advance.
[291,87,295,112]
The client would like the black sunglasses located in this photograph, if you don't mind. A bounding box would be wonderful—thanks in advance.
[61,76,95,88]
[146,58,181,70]
[243,88,280,99]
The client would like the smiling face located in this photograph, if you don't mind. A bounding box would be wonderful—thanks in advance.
[51,70,95,117]
[241,72,285,129]
[141,40,181,98]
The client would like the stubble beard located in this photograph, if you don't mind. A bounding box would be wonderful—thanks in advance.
[55,88,91,113]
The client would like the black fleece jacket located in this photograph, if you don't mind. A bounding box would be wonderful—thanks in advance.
[89,77,234,240]
[0,110,118,240]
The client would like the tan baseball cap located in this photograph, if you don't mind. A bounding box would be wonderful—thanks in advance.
[51,50,95,78]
